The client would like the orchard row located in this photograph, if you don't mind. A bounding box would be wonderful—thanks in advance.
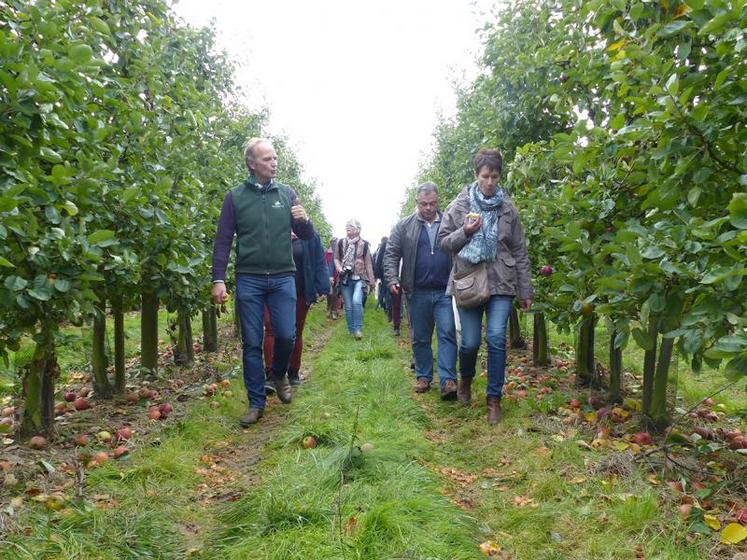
[419,0,746,429]
[0,0,328,437]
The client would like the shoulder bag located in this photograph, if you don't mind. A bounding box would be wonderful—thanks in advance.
[452,262,490,308]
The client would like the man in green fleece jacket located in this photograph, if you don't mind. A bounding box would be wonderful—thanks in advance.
[212,138,314,426]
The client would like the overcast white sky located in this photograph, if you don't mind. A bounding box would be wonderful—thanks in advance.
[173,0,495,244]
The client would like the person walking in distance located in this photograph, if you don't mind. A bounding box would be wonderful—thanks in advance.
[439,149,533,425]
[212,137,314,427]
[384,183,458,399]
[334,219,375,340]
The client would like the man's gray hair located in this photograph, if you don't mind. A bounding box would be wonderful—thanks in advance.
[415,182,438,196]
[243,137,271,165]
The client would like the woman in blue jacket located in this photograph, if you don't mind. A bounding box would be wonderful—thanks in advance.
[264,230,331,388]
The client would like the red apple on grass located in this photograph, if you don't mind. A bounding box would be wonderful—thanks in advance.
[631,432,653,446]
[74,397,89,411]
[116,428,132,441]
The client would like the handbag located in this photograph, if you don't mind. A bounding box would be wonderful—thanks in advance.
[452,262,490,308]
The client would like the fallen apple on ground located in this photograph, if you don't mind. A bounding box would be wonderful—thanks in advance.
[74,398,89,411]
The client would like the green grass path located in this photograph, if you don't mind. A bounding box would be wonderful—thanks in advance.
[2,305,737,559]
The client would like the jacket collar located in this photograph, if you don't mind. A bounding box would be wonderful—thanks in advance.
[245,173,275,192]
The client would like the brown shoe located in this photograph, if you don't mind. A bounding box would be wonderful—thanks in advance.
[239,407,264,427]
[274,374,293,404]
[441,379,458,400]
[457,377,472,404]
[486,396,502,425]
[414,378,431,393]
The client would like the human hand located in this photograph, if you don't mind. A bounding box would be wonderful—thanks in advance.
[463,213,482,236]
[520,299,533,312]
[212,282,229,305]
[389,283,400,295]
[291,203,308,223]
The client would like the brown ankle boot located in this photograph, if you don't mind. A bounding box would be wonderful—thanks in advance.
[486,396,502,425]
[274,374,292,404]
[457,377,472,404]
[239,407,264,427]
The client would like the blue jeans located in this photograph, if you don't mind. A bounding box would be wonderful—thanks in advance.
[236,274,296,409]
[408,289,457,389]
[458,295,513,398]
[341,279,364,333]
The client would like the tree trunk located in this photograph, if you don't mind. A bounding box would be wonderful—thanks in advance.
[509,306,526,349]
[91,298,113,399]
[641,317,658,419]
[19,325,58,438]
[140,288,159,376]
[608,330,623,404]
[575,313,597,387]
[202,305,218,353]
[648,336,674,431]
[112,294,126,393]
[174,308,194,367]
[532,312,551,367]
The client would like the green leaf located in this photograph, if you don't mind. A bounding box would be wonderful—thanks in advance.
[700,268,747,285]
[4,276,27,291]
[699,11,732,35]
[632,327,654,351]
[68,43,93,64]
[727,193,747,229]
[665,73,679,95]
[713,68,730,90]
[657,20,690,37]
[62,201,78,216]
[687,187,701,207]
[53,278,70,293]
[40,147,63,163]
[640,246,665,259]
[89,17,111,36]
[0,257,14,268]
[609,113,625,130]
[724,355,747,378]
[87,229,116,245]
[27,287,51,301]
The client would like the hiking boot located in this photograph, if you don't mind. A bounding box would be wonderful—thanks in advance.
[457,377,472,404]
[239,407,264,427]
[287,368,301,387]
[393,325,400,337]
[486,396,502,425]
[441,379,458,400]
[274,373,293,404]
[414,378,431,393]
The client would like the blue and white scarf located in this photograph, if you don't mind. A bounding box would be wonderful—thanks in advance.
[458,182,504,264]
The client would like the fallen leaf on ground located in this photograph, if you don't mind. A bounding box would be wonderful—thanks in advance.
[512,495,538,507]
[704,514,721,531]
[479,541,501,556]
[719,523,747,544]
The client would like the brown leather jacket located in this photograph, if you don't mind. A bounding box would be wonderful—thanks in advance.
[438,186,533,301]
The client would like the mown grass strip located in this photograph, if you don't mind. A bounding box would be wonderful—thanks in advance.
[202,307,481,560]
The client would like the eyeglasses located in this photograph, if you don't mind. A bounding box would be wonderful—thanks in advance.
[416,201,438,208]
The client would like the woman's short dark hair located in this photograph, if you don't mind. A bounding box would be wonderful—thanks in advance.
[473,149,502,175]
